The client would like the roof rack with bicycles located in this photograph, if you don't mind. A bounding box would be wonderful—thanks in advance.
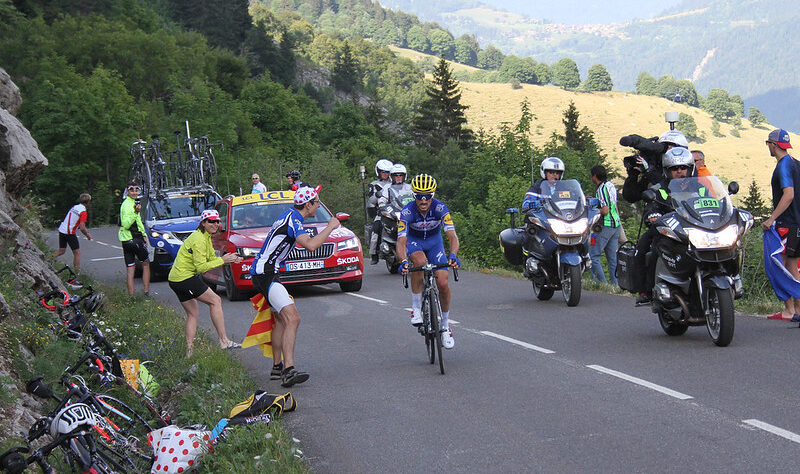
[126,120,222,198]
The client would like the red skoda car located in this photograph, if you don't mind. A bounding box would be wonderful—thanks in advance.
[204,191,364,300]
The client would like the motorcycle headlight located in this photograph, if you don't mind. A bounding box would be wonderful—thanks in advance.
[549,217,588,236]
[237,247,261,258]
[337,237,359,251]
[686,225,739,249]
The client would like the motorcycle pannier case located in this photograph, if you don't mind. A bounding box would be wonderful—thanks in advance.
[499,228,525,265]
[616,240,644,293]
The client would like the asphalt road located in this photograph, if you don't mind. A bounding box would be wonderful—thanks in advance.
[50,227,800,472]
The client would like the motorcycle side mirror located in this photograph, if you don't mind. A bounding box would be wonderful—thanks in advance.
[641,189,657,202]
[727,181,739,195]
[335,212,350,222]
[505,208,519,228]
[26,376,55,400]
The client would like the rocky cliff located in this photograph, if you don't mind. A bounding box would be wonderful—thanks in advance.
[0,66,67,439]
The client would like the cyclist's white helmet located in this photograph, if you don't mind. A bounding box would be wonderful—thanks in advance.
[658,130,689,148]
[662,147,694,177]
[390,163,407,181]
[540,157,565,179]
[375,159,393,177]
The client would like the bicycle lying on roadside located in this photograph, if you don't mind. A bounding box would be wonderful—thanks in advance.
[0,373,153,474]
[64,322,173,429]
[403,263,459,375]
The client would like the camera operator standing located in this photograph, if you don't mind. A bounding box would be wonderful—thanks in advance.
[619,117,690,304]
[619,129,689,203]
[119,180,150,296]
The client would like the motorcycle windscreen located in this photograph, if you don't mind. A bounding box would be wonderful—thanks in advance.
[541,179,586,222]
[667,176,734,230]
[393,191,414,211]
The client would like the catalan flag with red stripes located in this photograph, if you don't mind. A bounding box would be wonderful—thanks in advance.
[242,293,275,357]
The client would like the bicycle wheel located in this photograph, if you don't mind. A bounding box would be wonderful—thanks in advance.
[95,438,147,473]
[422,298,434,365]
[94,395,155,472]
[429,291,444,375]
[127,159,152,198]
[204,151,217,189]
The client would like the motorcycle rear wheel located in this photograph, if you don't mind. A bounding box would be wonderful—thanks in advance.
[657,309,689,336]
[706,287,734,347]
[532,278,554,301]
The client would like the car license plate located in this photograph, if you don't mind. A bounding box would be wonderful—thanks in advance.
[287,260,324,271]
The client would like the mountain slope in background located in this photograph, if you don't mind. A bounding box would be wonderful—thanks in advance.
[382,0,683,25]
[380,0,800,132]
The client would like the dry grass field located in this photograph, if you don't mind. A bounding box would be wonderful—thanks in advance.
[388,47,777,195]
[459,82,774,195]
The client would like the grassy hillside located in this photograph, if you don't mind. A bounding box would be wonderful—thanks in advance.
[390,46,774,195]
[388,46,481,74]
[459,81,773,195]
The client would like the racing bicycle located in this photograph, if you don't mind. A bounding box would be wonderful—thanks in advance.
[403,263,458,375]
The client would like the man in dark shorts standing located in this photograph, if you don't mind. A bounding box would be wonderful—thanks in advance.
[55,193,92,275]
[119,181,150,296]
[763,129,800,319]
[250,185,339,387]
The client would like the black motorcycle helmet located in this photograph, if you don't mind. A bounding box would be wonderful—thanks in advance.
[285,170,301,180]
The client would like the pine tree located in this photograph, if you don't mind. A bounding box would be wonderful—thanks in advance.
[562,101,593,152]
[742,180,768,220]
[412,57,473,152]
[332,41,361,94]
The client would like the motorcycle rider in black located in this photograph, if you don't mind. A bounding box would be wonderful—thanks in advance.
[367,159,394,264]
[634,146,695,305]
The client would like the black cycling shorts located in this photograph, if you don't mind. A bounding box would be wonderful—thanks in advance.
[777,226,800,258]
[58,233,79,250]
[168,274,209,302]
[122,238,149,266]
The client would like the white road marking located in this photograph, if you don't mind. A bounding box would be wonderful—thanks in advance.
[587,365,693,400]
[90,256,125,261]
[95,241,109,246]
[404,307,413,312]
[480,331,555,354]
[345,293,388,304]
[448,319,460,325]
[743,419,800,444]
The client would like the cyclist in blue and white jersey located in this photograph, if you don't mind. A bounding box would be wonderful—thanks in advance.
[250,185,340,387]
[397,174,460,349]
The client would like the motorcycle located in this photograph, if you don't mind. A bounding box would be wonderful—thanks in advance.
[622,176,752,346]
[378,189,414,274]
[500,179,601,307]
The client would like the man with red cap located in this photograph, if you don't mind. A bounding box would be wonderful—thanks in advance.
[250,185,340,387]
[763,129,800,320]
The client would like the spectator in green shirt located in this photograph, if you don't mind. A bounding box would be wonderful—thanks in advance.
[168,209,243,357]
[119,182,150,296]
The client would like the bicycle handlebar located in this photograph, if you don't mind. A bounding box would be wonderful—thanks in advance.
[402,263,459,288]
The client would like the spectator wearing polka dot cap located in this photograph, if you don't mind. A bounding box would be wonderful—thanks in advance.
[249,184,340,387]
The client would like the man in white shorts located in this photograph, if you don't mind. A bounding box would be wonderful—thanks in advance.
[249,185,339,387]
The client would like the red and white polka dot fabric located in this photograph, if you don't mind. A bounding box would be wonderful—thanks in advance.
[148,426,212,473]
[293,185,322,205]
